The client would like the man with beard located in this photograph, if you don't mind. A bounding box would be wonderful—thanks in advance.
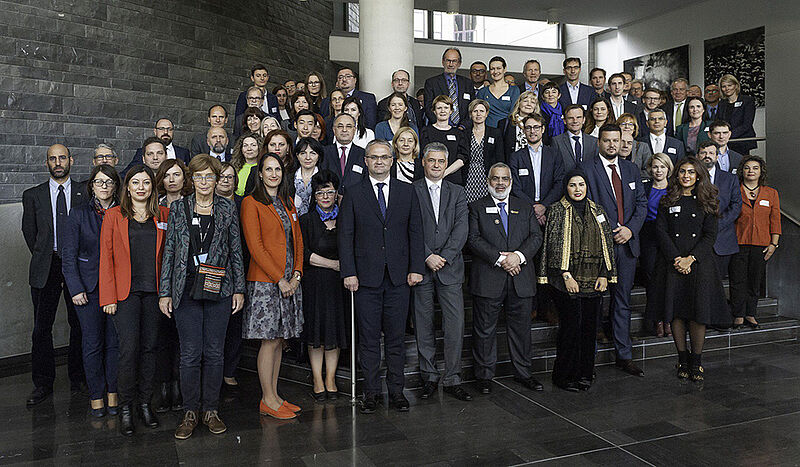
[123,119,190,174]
[468,162,543,395]
[698,140,742,277]
[190,105,232,157]
[206,127,230,162]
[22,144,87,406]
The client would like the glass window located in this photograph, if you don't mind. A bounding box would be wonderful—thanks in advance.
[346,4,429,39]
[431,12,559,48]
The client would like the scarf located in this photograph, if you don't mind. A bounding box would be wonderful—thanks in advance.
[540,101,565,137]
[316,204,338,221]
[93,197,116,218]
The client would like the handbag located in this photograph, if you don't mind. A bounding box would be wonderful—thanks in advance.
[183,198,226,301]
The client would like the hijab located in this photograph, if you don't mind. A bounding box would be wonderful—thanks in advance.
[563,168,588,216]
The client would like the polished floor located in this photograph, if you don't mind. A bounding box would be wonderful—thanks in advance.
[2,342,799,465]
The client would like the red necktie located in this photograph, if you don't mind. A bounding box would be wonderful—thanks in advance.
[339,146,347,175]
[609,163,624,225]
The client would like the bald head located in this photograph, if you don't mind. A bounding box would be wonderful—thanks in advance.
[46,144,72,181]
[207,127,228,154]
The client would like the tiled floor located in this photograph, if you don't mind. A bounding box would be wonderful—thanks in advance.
[1,342,799,465]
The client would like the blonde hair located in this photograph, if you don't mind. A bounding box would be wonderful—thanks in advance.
[432,95,453,110]
[469,98,489,114]
[718,74,741,95]
[510,90,541,126]
[646,152,674,178]
[391,127,420,160]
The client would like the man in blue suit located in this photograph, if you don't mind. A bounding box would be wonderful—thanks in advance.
[582,124,647,377]
[558,57,594,110]
[698,141,742,277]
[637,109,685,164]
[339,139,425,414]
[320,67,379,130]
[234,64,279,119]
[122,119,190,175]
[509,114,565,225]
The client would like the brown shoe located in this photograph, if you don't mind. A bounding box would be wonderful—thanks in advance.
[174,410,198,440]
[203,410,227,434]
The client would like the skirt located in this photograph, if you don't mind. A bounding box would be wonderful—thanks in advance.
[242,280,303,340]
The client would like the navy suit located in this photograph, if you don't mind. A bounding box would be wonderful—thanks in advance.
[338,177,424,396]
[321,143,367,194]
[718,94,757,153]
[122,144,191,177]
[234,90,279,119]
[711,168,742,275]
[582,156,647,361]
[719,148,743,174]
[423,73,474,126]
[637,134,685,164]
[517,82,542,99]
[508,145,565,208]
[320,90,378,130]
[558,82,594,110]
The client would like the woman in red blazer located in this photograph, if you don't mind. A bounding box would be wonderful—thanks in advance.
[241,153,304,420]
[99,165,169,436]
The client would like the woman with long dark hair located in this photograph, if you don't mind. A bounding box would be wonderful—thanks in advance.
[305,71,327,113]
[293,137,325,216]
[675,96,712,155]
[584,97,615,137]
[375,92,418,141]
[230,133,263,196]
[342,96,375,148]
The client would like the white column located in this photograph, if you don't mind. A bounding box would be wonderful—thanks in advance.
[358,0,414,98]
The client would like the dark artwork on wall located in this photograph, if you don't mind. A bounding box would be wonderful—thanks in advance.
[623,45,690,92]
[704,27,765,107]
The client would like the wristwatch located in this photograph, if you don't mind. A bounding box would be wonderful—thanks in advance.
[770,243,779,249]
[293,271,302,281]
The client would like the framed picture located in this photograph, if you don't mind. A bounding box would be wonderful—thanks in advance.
[624,45,690,92]
[704,27,765,107]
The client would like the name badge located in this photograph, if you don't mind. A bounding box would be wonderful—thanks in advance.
[157,222,168,230]
[486,207,499,214]
[447,134,457,141]
[669,206,681,213]
[628,182,636,190]
[271,107,277,113]
[352,165,363,173]
[667,147,677,154]
[487,137,495,144]
[193,253,208,267]
[704,127,709,132]
[191,217,200,226]
[292,213,297,221]
[759,200,770,207]
[519,168,529,176]
[501,95,511,101]
[582,105,587,110]
[596,214,606,223]
[463,93,471,100]
[510,210,518,214]
[735,101,743,107]
[732,168,737,174]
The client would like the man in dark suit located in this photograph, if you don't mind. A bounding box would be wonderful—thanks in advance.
[698,141,742,277]
[424,47,474,127]
[120,137,167,179]
[377,69,423,127]
[509,114,565,226]
[637,109,685,164]
[412,143,471,402]
[21,144,86,406]
[589,67,610,101]
[322,113,366,194]
[190,105,231,157]
[708,120,743,173]
[635,88,662,138]
[558,57,594,110]
[553,104,599,172]
[469,60,488,94]
[621,72,639,105]
[628,78,644,106]
[518,59,543,99]
[339,139,425,414]
[320,67,379,130]
[206,127,231,163]
[468,162,543,394]
[704,84,722,121]
[233,87,268,142]
[608,73,638,118]
[122,119,190,175]
[91,143,119,168]
[663,78,690,137]
[234,64,279,119]
[581,124,647,377]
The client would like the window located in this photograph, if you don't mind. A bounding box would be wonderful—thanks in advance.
[346,4,429,39]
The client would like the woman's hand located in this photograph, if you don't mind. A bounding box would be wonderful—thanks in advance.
[763,244,777,261]
[331,260,340,272]
[103,304,117,315]
[564,274,579,294]
[594,277,608,292]
[231,293,244,314]
[71,292,88,306]
[159,297,173,318]
[674,256,693,274]
[278,278,294,298]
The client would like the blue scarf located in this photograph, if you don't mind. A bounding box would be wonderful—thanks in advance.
[540,101,566,138]
[316,204,338,221]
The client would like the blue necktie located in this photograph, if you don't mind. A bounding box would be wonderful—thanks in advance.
[497,201,508,235]
[376,182,387,219]
[573,136,582,163]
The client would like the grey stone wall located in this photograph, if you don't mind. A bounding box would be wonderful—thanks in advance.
[0,0,334,203]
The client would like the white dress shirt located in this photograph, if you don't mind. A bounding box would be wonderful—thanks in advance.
[370,175,390,205]
[210,151,227,162]
[527,144,543,202]
[649,132,666,155]
[489,195,527,266]
[610,96,625,118]
[165,142,176,160]
[49,177,72,251]
[568,131,583,158]
[708,165,717,184]
[600,156,620,200]
[337,141,354,167]
[425,178,442,223]
[351,129,375,149]
[567,82,580,104]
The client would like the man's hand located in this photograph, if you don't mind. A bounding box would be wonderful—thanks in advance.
[500,251,522,274]
[159,297,173,318]
[407,273,423,287]
[425,254,447,272]
[613,225,633,244]
[71,292,88,306]
[344,276,359,292]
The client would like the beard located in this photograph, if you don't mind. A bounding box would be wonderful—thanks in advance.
[160,134,173,146]
[488,185,508,200]
[211,143,226,154]
[48,164,70,179]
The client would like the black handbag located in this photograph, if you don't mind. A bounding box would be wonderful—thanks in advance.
[183,198,226,301]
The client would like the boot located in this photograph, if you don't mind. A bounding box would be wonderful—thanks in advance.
[676,351,689,380]
[170,380,183,412]
[689,353,704,382]
[139,403,160,428]
[119,404,135,436]
[155,382,170,413]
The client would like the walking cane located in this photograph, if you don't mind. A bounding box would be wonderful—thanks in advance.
[350,290,357,405]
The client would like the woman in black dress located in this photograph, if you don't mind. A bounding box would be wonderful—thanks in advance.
[299,170,347,402]
[420,95,465,185]
[651,157,730,382]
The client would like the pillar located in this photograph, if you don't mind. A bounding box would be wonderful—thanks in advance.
[358,0,415,98]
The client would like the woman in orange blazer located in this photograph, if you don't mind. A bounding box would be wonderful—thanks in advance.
[241,153,304,420]
[99,165,169,436]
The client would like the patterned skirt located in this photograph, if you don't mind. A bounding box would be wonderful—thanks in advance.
[242,280,304,340]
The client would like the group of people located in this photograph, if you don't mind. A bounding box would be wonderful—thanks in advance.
[22,46,780,439]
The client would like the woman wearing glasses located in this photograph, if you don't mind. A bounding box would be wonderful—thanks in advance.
[159,155,246,439]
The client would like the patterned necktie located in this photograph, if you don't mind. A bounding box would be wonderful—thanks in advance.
[339,146,347,175]
[376,182,387,219]
[429,184,440,223]
[608,164,625,225]
[572,135,582,163]
[56,185,67,254]
[497,201,508,235]
[675,102,683,128]
[447,75,460,126]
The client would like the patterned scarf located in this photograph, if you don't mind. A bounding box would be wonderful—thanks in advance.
[316,204,338,221]
[93,197,116,218]
[540,101,566,138]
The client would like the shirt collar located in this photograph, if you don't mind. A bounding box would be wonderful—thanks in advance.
[708,165,717,181]
[567,82,579,90]
[49,177,71,190]
[337,141,353,152]
[295,166,319,181]
[425,178,443,191]
[719,147,729,157]
[369,175,389,188]
[491,195,509,206]
[601,156,619,168]
[527,143,542,155]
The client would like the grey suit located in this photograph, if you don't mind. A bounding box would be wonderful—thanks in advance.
[552,131,598,172]
[412,179,468,386]
[629,140,652,179]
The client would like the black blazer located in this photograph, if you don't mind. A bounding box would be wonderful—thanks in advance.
[321,143,367,194]
[457,126,505,180]
[497,117,520,161]
[467,195,542,298]
[22,180,87,288]
[662,99,691,137]
[338,178,425,288]
[61,201,103,296]
[320,90,379,130]
[636,134,686,165]
[508,145,565,207]
[718,94,757,153]
[377,93,423,128]
[234,90,279,119]
[190,131,233,157]
[423,73,474,126]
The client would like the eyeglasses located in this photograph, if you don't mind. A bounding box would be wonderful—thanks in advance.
[218,175,235,182]
[564,65,580,71]
[643,96,660,102]
[339,74,355,80]
[392,78,409,83]
[444,59,460,64]
[524,125,544,131]
[648,116,666,121]
[619,122,635,127]
[365,155,392,162]
[336,124,355,130]
[315,190,337,198]
[92,179,116,188]
[93,155,116,161]
[155,126,173,132]
[192,175,218,183]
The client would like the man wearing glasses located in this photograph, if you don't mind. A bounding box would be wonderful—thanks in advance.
[558,57,593,110]
[124,118,190,175]
[320,67,378,131]
[637,108,685,164]
[424,48,473,127]
[635,88,664,138]
[377,69,422,127]
[234,64,279,120]
[322,113,366,194]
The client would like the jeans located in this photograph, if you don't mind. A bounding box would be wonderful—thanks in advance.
[75,289,119,400]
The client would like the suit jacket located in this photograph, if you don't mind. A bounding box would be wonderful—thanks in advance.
[338,177,425,288]
[322,143,367,194]
[581,156,647,257]
[467,195,542,298]
[628,140,653,179]
[190,130,233,157]
[517,82,542,98]
[377,93,423,128]
[159,195,246,308]
[423,73,474,126]
[234,90,279,119]
[22,180,87,288]
[662,99,691,136]
[718,94,757,152]
[711,168,742,256]
[497,117,523,161]
[99,206,170,306]
[635,108,651,138]
[240,196,303,283]
[457,126,505,179]
[123,144,191,176]
[636,134,685,164]
[704,104,722,122]
[558,82,594,109]
[509,145,565,208]
[624,94,640,106]
[675,120,712,155]
[61,201,103,296]
[413,179,468,285]
[320,90,379,130]
[552,131,598,172]
[720,148,743,174]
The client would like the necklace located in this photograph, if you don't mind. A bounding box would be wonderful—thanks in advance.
[195,199,213,208]
[743,183,759,199]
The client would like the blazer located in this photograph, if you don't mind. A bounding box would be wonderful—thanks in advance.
[413,179,468,286]
[457,125,505,179]
[636,134,685,164]
[338,177,425,288]
[718,94,757,152]
[719,148,743,174]
[320,90,379,130]
[22,180,87,288]
[517,82,542,98]
[190,130,233,157]
[628,139,653,179]
[377,93,423,127]
[234,90,279,119]
[159,196,246,308]
[662,99,691,136]
[551,131,598,172]
[558,82,594,110]
[675,120,712,155]
[420,125,464,185]
[423,73,474,126]
[711,169,742,256]
[375,121,418,142]
[581,155,647,257]
[467,195,542,298]
[509,145,565,208]
[704,104,722,122]
[240,195,303,283]
[99,205,170,306]
[735,185,781,247]
[322,143,366,194]
[61,201,104,296]
[497,117,522,161]
[635,108,651,138]
[123,144,191,176]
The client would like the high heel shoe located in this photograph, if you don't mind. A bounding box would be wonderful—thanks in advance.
[119,404,135,436]
[664,322,672,336]
[744,317,759,329]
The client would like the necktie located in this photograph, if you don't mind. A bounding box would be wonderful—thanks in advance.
[675,102,683,128]
[572,135,582,163]
[497,201,508,235]
[376,182,387,219]
[339,146,347,175]
[447,75,460,126]
[709,106,716,119]
[608,164,625,225]
[56,185,67,254]
[429,184,440,223]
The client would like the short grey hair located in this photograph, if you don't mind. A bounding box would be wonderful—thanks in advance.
[423,142,448,160]
[671,78,689,88]
[488,162,510,178]
[365,139,393,156]
[247,85,264,97]
[94,143,117,157]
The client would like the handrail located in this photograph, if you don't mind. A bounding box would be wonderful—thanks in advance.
[729,136,766,142]
[781,209,800,228]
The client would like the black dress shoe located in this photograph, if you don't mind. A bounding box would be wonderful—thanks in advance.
[138,403,159,428]
[388,393,410,412]
[514,376,544,391]
[360,395,378,414]
[577,378,592,391]
[26,387,52,407]
[326,390,338,401]
[561,382,581,393]
[616,359,645,377]
[155,383,170,413]
[419,381,438,400]
[170,381,183,412]
[443,385,472,401]
[119,405,135,436]
[311,391,327,403]
[477,379,492,394]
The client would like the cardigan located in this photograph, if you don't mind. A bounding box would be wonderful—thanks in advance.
[240,195,304,283]
[735,185,781,247]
